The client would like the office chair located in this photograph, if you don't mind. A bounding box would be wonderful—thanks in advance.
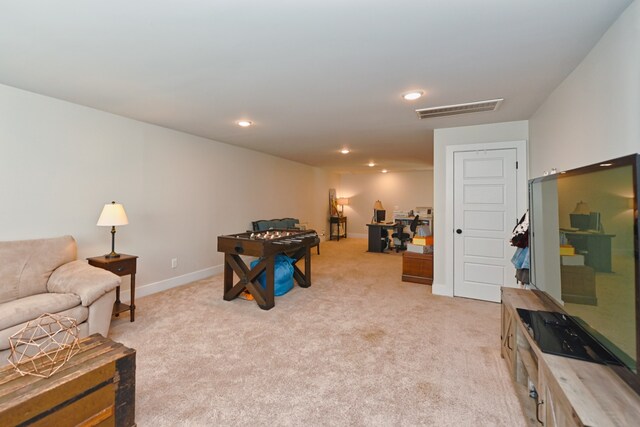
[391,215,420,252]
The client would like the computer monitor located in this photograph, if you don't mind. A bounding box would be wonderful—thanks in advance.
[569,213,590,230]
[588,212,601,232]
[375,209,386,223]
[570,212,601,231]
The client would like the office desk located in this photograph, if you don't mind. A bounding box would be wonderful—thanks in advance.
[562,230,616,272]
[366,223,402,252]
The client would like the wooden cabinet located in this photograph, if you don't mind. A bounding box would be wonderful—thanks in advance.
[501,302,517,377]
[537,361,578,427]
[501,288,640,426]
[402,252,433,284]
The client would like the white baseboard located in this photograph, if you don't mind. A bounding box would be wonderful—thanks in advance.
[119,265,223,303]
[432,282,453,297]
[346,233,367,239]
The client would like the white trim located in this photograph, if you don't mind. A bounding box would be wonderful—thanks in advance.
[118,265,223,303]
[436,140,528,299]
[346,233,367,239]
[432,282,453,297]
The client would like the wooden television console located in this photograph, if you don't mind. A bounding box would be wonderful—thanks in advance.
[501,288,640,426]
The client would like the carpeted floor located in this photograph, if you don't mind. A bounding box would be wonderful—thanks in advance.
[109,238,526,426]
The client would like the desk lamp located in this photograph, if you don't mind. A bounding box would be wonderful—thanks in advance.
[337,198,349,216]
[97,201,129,258]
[570,200,591,231]
[573,201,590,215]
[373,200,384,222]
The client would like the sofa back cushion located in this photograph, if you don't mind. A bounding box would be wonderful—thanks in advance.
[252,218,300,231]
[0,236,77,304]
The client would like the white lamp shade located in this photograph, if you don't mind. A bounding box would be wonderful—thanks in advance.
[97,202,129,226]
[373,200,384,210]
[337,198,350,206]
[572,201,590,215]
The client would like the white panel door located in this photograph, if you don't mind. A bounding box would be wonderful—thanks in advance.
[453,149,518,302]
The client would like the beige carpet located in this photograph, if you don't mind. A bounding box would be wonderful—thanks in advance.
[109,238,526,426]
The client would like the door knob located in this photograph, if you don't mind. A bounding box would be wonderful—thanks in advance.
[456,229,462,234]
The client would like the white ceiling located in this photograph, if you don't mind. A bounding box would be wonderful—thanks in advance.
[0,1,632,173]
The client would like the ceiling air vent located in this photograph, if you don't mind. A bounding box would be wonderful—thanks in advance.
[415,98,503,119]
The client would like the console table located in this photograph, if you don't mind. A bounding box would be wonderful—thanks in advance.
[329,216,347,241]
[501,287,640,425]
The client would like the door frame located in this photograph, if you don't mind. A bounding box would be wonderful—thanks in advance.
[440,140,528,298]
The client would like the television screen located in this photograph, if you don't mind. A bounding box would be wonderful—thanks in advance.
[375,209,386,223]
[529,154,639,383]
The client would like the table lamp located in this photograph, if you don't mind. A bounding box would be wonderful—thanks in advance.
[572,201,590,214]
[373,200,384,222]
[337,198,349,216]
[97,201,129,258]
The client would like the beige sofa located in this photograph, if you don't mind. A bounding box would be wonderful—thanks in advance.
[0,236,120,364]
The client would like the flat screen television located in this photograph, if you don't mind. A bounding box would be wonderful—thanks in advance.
[375,209,386,223]
[528,153,639,394]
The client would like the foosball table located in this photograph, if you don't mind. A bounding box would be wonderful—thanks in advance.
[217,229,320,310]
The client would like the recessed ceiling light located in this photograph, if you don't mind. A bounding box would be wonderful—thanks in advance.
[368,162,375,167]
[340,148,350,154]
[600,163,613,167]
[237,120,253,127]
[402,91,424,101]
[381,169,388,173]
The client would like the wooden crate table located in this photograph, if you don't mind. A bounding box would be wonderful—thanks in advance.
[0,334,135,427]
[217,229,320,310]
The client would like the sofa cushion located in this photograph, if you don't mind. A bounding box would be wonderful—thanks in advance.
[253,218,300,231]
[0,236,77,304]
[0,292,81,331]
[255,220,276,231]
[48,260,120,306]
[281,218,299,228]
[0,304,88,351]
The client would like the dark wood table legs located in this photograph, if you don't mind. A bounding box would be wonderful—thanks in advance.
[223,254,275,310]
[290,246,311,288]
[222,246,312,310]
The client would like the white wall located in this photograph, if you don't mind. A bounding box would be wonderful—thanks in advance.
[433,121,529,296]
[338,170,433,237]
[529,0,640,177]
[0,84,338,298]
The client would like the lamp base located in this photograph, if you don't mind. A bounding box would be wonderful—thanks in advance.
[105,226,121,259]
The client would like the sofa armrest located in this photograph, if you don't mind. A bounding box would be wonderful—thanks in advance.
[47,260,121,306]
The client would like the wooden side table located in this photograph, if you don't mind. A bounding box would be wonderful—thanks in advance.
[329,216,347,241]
[87,254,138,322]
